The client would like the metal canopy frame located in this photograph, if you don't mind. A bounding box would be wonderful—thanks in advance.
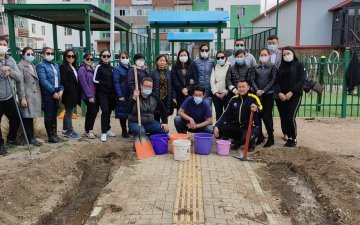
[148,11,229,56]
[4,4,131,58]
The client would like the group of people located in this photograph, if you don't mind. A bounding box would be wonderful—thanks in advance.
[0,34,305,156]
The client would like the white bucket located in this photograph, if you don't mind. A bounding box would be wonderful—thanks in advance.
[173,139,191,161]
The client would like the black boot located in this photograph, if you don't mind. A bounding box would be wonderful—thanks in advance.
[231,141,241,150]
[284,138,297,147]
[264,133,274,148]
[122,130,129,138]
[255,134,265,145]
[30,138,43,147]
[0,145,7,156]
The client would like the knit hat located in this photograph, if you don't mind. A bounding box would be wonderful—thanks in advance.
[133,53,144,63]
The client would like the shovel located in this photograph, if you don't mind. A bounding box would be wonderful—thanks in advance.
[133,66,155,160]
[233,110,255,161]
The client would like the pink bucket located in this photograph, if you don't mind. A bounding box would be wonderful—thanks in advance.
[216,140,231,156]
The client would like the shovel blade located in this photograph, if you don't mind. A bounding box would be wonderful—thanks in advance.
[135,134,155,160]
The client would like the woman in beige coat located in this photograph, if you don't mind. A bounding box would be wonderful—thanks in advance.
[17,47,42,146]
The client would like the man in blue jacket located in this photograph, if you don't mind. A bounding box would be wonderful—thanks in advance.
[214,80,262,151]
[193,44,215,107]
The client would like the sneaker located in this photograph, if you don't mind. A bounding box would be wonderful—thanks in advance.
[0,145,8,156]
[62,130,72,137]
[101,133,107,142]
[86,130,96,139]
[30,138,42,147]
[122,132,129,138]
[68,132,81,140]
[284,138,297,147]
[6,139,22,146]
[106,130,116,137]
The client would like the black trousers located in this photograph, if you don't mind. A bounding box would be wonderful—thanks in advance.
[83,100,99,133]
[0,97,20,145]
[219,123,260,146]
[42,90,59,137]
[96,91,115,134]
[119,118,127,133]
[275,95,302,140]
[259,94,274,135]
[23,118,34,140]
[154,99,168,122]
[212,94,231,121]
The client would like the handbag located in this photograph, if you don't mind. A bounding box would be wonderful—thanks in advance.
[303,74,324,94]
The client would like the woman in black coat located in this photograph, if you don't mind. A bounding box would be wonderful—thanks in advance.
[60,49,81,139]
[275,46,306,147]
[150,54,175,121]
[171,49,197,110]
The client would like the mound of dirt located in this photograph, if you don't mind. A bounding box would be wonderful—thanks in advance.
[0,142,135,225]
[253,147,360,225]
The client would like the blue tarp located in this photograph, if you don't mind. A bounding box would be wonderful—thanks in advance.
[167,32,213,42]
[148,11,229,25]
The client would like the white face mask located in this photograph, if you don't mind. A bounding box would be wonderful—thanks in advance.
[200,51,209,59]
[259,56,270,63]
[179,56,188,63]
[121,58,129,65]
[45,55,54,62]
[284,54,294,62]
[0,46,8,54]
[136,59,145,68]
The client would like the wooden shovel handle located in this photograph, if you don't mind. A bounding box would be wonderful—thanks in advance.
[134,66,141,127]
[243,110,254,158]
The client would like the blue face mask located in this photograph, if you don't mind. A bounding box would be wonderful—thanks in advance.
[235,57,245,65]
[268,44,277,52]
[235,46,245,51]
[217,59,225,66]
[25,55,35,63]
[142,89,152,95]
[193,96,203,105]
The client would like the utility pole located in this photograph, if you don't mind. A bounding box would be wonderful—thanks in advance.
[275,0,279,36]
[110,0,115,55]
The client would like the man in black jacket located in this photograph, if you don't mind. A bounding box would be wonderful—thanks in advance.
[214,80,262,151]
[127,77,169,136]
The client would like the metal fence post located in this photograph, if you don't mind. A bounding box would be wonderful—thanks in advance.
[317,56,326,111]
[341,47,350,118]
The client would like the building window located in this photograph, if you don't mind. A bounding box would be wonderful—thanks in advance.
[119,9,126,16]
[65,44,73,49]
[215,8,223,11]
[16,37,24,48]
[90,43,94,51]
[102,32,110,39]
[31,24,36,34]
[64,28,72,36]
[237,6,245,17]
[19,20,24,28]
[160,42,170,52]
[137,27,147,34]
[136,9,143,16]
[101,0,110,3]
[41,26,45,35]
[28,41,33,48]
[196,0,205,3]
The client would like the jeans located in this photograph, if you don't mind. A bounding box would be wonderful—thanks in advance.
[84,100,99,133]
[0,97,20,145]
[63,107,74,132]
[128,120,167,136]
[174,115,214,134]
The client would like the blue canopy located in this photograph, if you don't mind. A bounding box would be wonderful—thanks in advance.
[167,32,214,42]
[148,11,229,26]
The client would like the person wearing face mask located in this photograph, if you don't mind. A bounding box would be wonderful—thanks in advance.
[113,51,131,138]
[0,36,23,155]
[227,39,256,67]
[275,46,306,147]
[127,53,149,94]
[60,49,81,140]
[150,54,175,121]
[171,49,197,110]
[210,51,229,120]
[17,47,42,147]
[78,53,98,139]
[36,47,64,144]
[214,80,262,151]
[192,44,215,107]
[249,48,277,148]
[127,77,169,136]
[174,85,214,134]
[267,35,282,69]
[226,50,251,98]
[93,50,116,142]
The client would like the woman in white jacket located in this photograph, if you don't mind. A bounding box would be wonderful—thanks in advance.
[210,51,230,121]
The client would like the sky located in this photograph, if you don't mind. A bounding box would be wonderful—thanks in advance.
[260,0,285,13]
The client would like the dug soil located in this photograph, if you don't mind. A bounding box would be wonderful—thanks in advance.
[0,141,135,225]
[253,147,360,225]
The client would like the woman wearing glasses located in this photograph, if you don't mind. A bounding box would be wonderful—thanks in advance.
[113,51,131,138]
[17,47,42,146]
[36,47,64,143]
[59,49,81,140]
[193,44,215,107]
[210,51,229,121]
[78,52,98,139]
[93,50,116,142]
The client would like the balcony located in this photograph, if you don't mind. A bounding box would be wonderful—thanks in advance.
[174,0,192,5]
